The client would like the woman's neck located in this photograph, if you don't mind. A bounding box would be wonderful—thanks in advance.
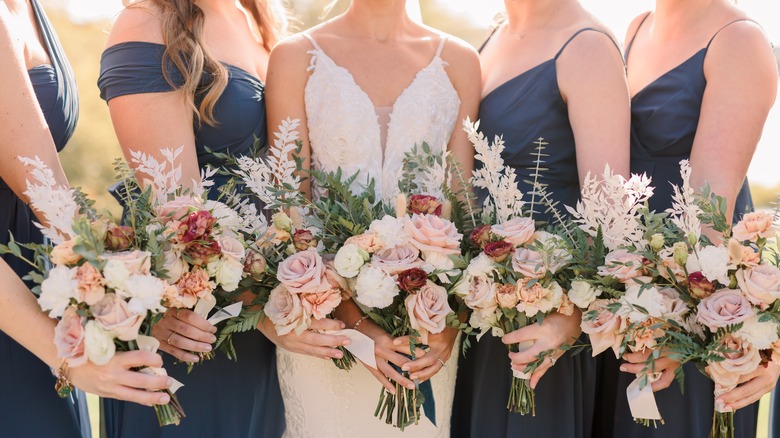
[503,0,573,31]
[341,0,411,42]
[653,0,718,38]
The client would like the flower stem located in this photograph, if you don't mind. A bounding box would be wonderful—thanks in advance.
[331,346,356,370]
[153,389,185,427]
[709,411,734,438]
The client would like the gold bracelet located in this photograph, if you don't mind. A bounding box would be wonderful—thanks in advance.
[54,359,73,398]
[352,315,370,330]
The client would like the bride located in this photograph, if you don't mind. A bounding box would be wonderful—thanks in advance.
[263,0,479,436]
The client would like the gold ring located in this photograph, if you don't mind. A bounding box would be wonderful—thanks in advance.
[437,358,445,368]
[167,332,175,345]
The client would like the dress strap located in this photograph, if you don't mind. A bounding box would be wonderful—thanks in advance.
[706,19,759,49]
[435,36,448,58]
[625,12,652,59]
[554,27,622,61]
[302,32,322,51]
[478,26,499,53]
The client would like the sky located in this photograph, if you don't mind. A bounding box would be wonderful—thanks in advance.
[62,0,780,185]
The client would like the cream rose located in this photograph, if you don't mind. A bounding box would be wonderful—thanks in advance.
[54,307,87,367]
[463,275,497,313]
[620,285,666,323]
[696,289,754,332]
[206,257,243,292]
[511,248,546,279]
[333,244,369,278]
[732,212,776,242]
[492,217,535,247]
[156,196,198,223]
[371,244,422,275]
[581,299,626,358]
[91,293,144,341]
[161,251,187,284]
[568,280,601,309]
[465,253,497,278]
[277,249,330,294]
[102,259,130,291]
[51,239,81,265]
[598,250,645,283]
[102,250,152,276]
[404,214,462,258]
[737,265,780,309]
[265,284,308,336]
[405,281,452,344]
[659,287,689,324]
[84,320,117,365]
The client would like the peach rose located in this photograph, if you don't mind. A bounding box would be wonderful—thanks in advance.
[75,262,106,305]
[737,265,780,309]
[629,320,662,353]
[696,289,754,332]
[300,288,342,320]
[516,280,563,317]
[495,283,520,309]
[558,294,575,317]
[598,250,644,283]
[156,196,198,223]
[404,214,462,258]
[172,268,215,308]
[492,217,535,247]
[732,212,776,243]
[728,239,760,268]
[102,250,152,276]
[91,293,144,341]
[277,249,330,294]
[511,248,546,279]
[706,334,761,390]
[581,299,626,358]
[54,307,87,367]
[345,232,384,253]
[464,276,497,313]
[371,244,422,275]
[405,281,452,344]
[51,239,81,266]
[265,284,308,336]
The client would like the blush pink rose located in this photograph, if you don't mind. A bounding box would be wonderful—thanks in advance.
[511,248,546,279]
[156,196,198,223]
[581,299,626,358]
[404,214,462,257]
[371,244,422,275]
[265,284,308,336]
[598,250,645,283]
[91,293,144,341]
[492,217,535,247]
[300,289,342,320]
[405,281,452,344]
[277,249,330,294]
[75,262,106,305]
[464,276,497,313]
[732,212,776,243]
[737,265,780,309]
[217,236,245,261]
[102,250,152,275]
[659,287,689,323]
[706,334,761,390]
[51,239,81,266]
[54,307,87,367]
[345,232,384,253]
[696,289,754,332]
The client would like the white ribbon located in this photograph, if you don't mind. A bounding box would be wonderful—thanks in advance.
[714,384,734,413]
[324,329,377,368]
[194,295,243,325]
[510,340,535,379]
[626,373,662,420]
[136,335,185,394]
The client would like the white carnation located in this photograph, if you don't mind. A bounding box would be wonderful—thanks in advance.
[84,320,116,365]
[354,265,399,309]
[207,257,244,292]
[122,274,166,314]
[368,216,408,249]
[466,253,496,278]
[568,280,601,309]
[38,265,78,317]
[620,284,665,323]
[334,244,369,278]
[687,245,730,285]
[737,316,780,349]
[103,259,130,291]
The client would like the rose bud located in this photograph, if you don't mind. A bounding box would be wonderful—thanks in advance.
[105,223,135,251]
[244,250,267,280]
[293,229,317,252]
[484,240,514,263]
[397,268,428,293]
[495,283,520,308]
[469,224,493,249]
[272,211,293,232]
[182,210,216,243]
[408,194,443,216]
[649,233,665,252]
[688,271,715,299]
[673,241,689,266]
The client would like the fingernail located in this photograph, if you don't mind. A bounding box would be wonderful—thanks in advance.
[410,374,417,380]
[402,365,409,372]
[204,345,212,352]
[619,366,627,372]
[334,352,343,359]
[340,322,346,329]
[159,395,170,404]
[166,378,174,387]
[407,383,416,390]
[393,339,401,345]
[189,356,199,363]
[209,336,217,343]
[343,339,350,346]
[210,326,217,333]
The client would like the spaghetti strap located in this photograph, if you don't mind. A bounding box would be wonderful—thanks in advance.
[302,32,322,51]
[435,36,448,58]
[554,27,622,61]
[478,26,500,53]
[625,12,652,59]
[706,19,759,49]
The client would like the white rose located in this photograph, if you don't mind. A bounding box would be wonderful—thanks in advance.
[122,274,166,314]
[568,280,601,309]
[737,316,780,349]
[161,251,187,284]
[217,236,245,262]
[84,320,116,365]
[368,216,408,249]
[354,265,399,309]
[39,266,78,318]
[421,251,455,273]
[334,244,369,278]
[620,284,665,323]
[466,253,497,278]
[687,245,730,285]
[103,259,131,291]
[207,257,244,292]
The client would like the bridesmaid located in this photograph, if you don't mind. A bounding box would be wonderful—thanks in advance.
[451,0,630,437]
[1,1,172,436]
[96,0,317,435]
[611,1,778,437]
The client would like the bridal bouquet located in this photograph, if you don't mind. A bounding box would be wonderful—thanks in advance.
[457,119,575,415]
[2,157,185,426]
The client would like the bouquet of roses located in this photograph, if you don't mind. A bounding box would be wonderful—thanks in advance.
[456,119,578,415]
[1,156,185,426]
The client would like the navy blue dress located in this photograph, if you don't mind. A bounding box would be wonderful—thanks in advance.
[452,28,620,438]
[0,0,82,436]
[603,14,758,438]
[98,42,284,438]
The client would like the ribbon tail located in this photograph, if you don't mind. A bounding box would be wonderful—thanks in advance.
[323,329,376,368]
[419,379,436,426]
[207,301,243,325]
[626,374,662,420]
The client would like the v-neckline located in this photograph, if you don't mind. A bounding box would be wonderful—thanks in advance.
[481,58,555,101]
[26,0,54,73]
[629,48,706,101]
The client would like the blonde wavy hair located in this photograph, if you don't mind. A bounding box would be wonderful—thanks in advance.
[131,0,287,126]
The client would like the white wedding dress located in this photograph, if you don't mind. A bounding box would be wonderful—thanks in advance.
[276,33,461,437]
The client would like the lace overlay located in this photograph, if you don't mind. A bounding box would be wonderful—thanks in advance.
[278,34,461,437]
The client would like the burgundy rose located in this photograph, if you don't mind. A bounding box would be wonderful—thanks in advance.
[105,223,134,251]
[244,250,267,280]
[181,210,216,243]
[408,194,443,216]
[469,224,493,249]
[397,268,428,293]
[688,271,716,299]
[484,240,514,263]
[293,229,317,252]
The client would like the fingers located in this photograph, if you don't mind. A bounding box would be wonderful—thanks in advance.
[650,369,675,392]
[119,370,172,392]
[408,358,444,383]
[622,350,651,364]
[158,342,199,363]
[166,317,217,345]
[175,309,217,334]
[116,350,164,369]
[302,331,350,348]
[528,359,553,389]
[404,352,437,375]
[378,360,415,390]
[508,343,545,366]
[501,325,541,346]
[381,350,413,370]
[111,386,171,407]
[309,318,346,331]
[167,331,213,354]
[718,370,777,411]
[366,364,396,394]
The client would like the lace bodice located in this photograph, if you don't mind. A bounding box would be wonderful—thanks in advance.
[303,33,461,200]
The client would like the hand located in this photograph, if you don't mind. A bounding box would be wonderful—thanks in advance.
[355,320,417,394]
[259,317,350,361]
[716,362,780,411]
[502,311,581,389]
[396,327,458,383]
[152,309,217,363]
[69,350,172,406]
[620,350,680,392]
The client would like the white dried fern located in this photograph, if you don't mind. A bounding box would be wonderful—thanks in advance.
[418,147,449,200]
[666,160,701,241]
[19,156,78,244]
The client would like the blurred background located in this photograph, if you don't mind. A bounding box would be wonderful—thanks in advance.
[44,0,780,218]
